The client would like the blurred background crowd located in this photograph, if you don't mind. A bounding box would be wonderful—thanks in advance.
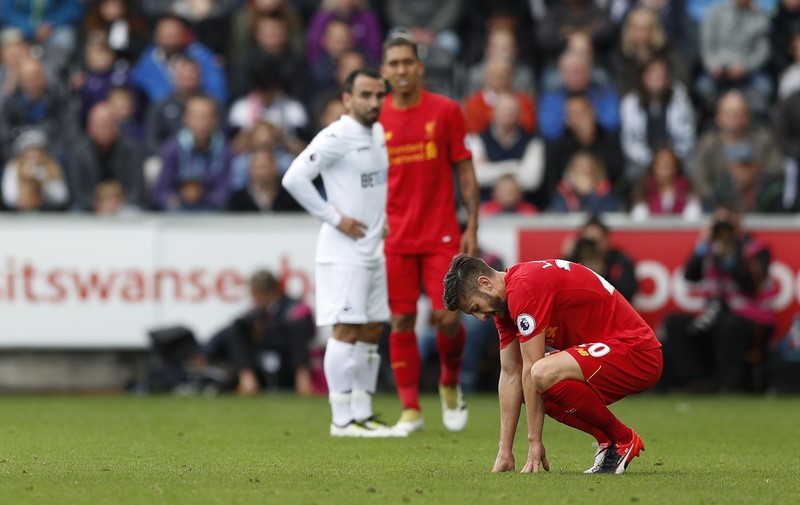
[1,0,799,216]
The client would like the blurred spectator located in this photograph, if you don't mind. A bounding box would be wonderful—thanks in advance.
[659,205,776,393]
[74,32,130,126]
[307,19,354,97]
[229,0,304,63]
[140,0,239,58]
[69,102,146,211]
[130,14,227,105]
[463,57,537,134]
[479,174,538,217]
[385,0,463,96]
[705,141,790,213]
[778,33,800,100]
[638,0,699,73]
[461,1,536,68]
[630,146,704,221]
[550,150,621,213]
[201,269,315,395]
[0,29,33,108]
[538,26,613,95]
[620,56,696,184]
[230,13,308,101]
[0,0,84,72]
[0,57,72,159]
[775,88,800,161]
[315,94,347,132]
[227,148,301,212]
[228,64,309,155]
[2,128,69,210]
[82,0,148,65]
[230,120,294,188]
[306,0,382,65]
[697,0,772,115]
[468,91,545,202]
[465,26,536,96]
[693,90,783,199]
[13,178,45,212]
[612,7,690,94]
[565,215,639,302]
[310,49,365,126]
[155,94,232,210]
[93,179,139,215]
[772,0,800,79]
[544,94,624,206]
[535,0,616,67]
[145,55,201,153]
[538,50,620,141]
[107,85,145,143]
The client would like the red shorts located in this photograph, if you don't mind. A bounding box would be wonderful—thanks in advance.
[564,339,663,405]
[385,246,459,314]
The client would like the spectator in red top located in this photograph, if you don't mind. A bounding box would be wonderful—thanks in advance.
[463,57,537,135]
[480,174,538,217]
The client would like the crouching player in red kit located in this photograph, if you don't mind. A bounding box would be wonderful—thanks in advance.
[443,255,662,474]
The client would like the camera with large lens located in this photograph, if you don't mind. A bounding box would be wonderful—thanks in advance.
[688,298,724,335]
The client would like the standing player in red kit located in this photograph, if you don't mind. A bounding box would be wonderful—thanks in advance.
[443,255,663,474]
[379,36,480,434]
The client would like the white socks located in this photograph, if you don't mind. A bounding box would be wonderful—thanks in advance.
[352,341,380,422]
[324,338,355,427]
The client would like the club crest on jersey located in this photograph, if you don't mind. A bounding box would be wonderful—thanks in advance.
[516,313,536,336]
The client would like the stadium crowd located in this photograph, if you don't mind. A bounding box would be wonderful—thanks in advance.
[0,0,798,215]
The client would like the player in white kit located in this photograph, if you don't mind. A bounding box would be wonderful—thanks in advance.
[282,68,402,437]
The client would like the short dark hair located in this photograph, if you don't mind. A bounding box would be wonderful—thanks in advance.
[250,270,279,293]
[342,67,382,94]
[582,215,609,236]
[443,254,495,312]
[382,34,420,62]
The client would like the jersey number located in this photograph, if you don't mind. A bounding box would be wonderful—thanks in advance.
[539,260,615,295]
[578,343,611,358]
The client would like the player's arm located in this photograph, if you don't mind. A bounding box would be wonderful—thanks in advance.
[494,337,523,473]
[519,331,550,473]
[456,158,479,256]
[281,140,366,239]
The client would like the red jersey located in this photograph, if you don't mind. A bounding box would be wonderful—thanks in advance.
[379,90,472,254]
[495,260,659,351]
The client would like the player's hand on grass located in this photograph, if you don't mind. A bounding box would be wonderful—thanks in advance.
[520,442,549,473]
[337,215,368,239]
[492,450,515,473]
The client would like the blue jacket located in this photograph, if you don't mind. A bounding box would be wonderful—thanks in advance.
[131,43,228,105]
[538,85,621,142]
[1,0,84,39]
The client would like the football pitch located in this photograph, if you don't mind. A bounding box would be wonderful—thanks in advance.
[1,393,797,505]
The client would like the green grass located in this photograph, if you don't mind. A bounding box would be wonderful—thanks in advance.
[0,394,798,504]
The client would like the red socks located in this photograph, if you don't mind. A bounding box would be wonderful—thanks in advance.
[541,380,631,444]
[389,331,421,411]
[436,325,465,387]
[544,400,609,445]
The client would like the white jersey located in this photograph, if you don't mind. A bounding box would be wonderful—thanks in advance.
[282,114,389,266]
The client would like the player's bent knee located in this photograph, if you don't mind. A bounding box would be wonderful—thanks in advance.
[530,360,560,391]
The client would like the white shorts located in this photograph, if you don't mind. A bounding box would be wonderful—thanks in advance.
[315,263,390,326]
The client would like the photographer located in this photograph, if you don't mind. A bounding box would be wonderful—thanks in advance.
[659,205,776,393]
[566,216,638,302]
[201,270,315,396]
